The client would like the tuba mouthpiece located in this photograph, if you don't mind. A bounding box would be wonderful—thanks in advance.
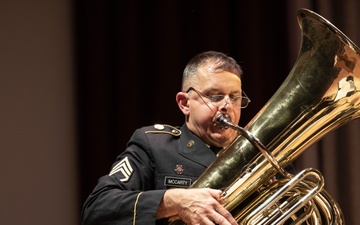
[214,114,232,130]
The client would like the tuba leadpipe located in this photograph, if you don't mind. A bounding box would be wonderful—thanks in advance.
[169,8,359,224]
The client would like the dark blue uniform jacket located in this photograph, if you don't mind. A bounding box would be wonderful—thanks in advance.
[81,123,219,225]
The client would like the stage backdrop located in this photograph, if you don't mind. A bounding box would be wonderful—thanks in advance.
[75,0,360,223]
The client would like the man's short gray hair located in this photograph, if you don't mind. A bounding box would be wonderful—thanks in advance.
[182,51,243,92]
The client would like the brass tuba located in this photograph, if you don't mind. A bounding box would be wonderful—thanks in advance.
[170,8,360,224]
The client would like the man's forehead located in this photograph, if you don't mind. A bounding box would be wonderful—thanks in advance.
[195,70,242,92]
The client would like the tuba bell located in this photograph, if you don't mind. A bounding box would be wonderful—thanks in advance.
[169,8,360,224]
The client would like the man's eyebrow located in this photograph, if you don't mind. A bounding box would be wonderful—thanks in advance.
[202,88,221,94]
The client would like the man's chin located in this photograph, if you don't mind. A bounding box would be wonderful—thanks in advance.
[211,131,233,144]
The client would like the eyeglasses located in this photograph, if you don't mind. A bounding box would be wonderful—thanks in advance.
[186,87,251,109]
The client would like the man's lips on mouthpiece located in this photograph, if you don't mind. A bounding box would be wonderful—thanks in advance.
[213,113,231,130]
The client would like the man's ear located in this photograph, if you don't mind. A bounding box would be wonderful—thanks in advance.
[176,92,190,115]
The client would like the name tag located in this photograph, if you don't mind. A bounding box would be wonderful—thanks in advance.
[164,176,192,187]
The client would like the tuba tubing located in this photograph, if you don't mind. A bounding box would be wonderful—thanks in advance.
[169,8,359,224]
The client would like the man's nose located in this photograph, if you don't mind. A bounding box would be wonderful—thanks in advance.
[219,96,231,109]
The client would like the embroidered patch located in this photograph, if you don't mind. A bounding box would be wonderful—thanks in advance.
[109,157,133,182]
[164,176,192,187]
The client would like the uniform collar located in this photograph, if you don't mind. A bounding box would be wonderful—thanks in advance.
[178,124,217,167]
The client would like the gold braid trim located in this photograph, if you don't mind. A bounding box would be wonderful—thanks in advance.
[133,192,143,225]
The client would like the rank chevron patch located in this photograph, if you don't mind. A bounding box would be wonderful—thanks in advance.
[109,156,133,182]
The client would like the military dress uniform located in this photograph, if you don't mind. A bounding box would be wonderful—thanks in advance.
[81,123,221,225]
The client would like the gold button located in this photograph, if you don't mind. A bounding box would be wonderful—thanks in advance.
[187,140,194,148]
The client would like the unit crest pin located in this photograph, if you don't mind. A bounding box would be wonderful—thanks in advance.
[174,164,184,175]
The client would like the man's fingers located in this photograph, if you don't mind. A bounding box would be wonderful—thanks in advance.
[211,206,238,225]
[208,189,227,204]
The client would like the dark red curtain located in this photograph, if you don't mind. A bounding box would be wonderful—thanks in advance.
[75,0,360,223]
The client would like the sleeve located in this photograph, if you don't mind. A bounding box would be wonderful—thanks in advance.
[81,128,167,225]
